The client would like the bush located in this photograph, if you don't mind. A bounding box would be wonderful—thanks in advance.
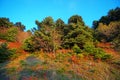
[23,37,34,52]
[93,48,111,60]
[83,43,95,55]
[77,54,84,59]
[72,44,82,54]
[101,54,112,60]
[0,27,18,41]
[0,43,16,62]
[9,48,19,59]
[5,27,18,41]
[84,43,111,60]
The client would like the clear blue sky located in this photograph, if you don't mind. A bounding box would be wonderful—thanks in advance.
[0,0,120,30]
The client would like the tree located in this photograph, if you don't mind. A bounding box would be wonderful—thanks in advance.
[36,16,54,30]
[92,20,99,29]
[63,15,94,49]
[68,15,85,26]
[99,16,109,25]
[95,23,109,42]
[55,18,65,44]
[14,22,26,31]
[95,8,120,51]
[63,26,93,49]
[24,17,62,52]
[0,17,13,28]
[56,18,65,29]
[93,7,120,42]
[95,21,120,42]
[92,7,120,27]
[108,7,120,22]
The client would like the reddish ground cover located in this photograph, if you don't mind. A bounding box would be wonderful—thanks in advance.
[97,42,120,58]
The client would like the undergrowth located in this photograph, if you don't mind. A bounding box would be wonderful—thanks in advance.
[0,51,119,80]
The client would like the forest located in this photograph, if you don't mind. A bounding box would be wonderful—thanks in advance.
[0,7,120,80]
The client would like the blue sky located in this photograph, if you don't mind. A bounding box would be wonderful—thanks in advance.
[0,0,120,30]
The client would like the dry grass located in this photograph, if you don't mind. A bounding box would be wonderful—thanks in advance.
[5,54,29,68]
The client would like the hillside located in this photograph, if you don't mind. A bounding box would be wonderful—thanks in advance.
[0,7,120,80]
[0,40,120,80]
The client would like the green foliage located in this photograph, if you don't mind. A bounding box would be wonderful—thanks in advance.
[55,52,72,62]
[24,15,95,53]
[68,15,85,26]
[56,18,65,36]
[63,25,94,49]
[34,30,54,52]
[0,27,18,41]
[0,43,16,63]
[72,44,82,54]
[56,18,65,29]
[14,22,26,31]
[84,43,111,60]
[0,17,13,28]
[10,48,20,59]
[83,43,95,54]
[93,7,120,50]
[5,27,18,41]
[24,16,63,52]
[77,54,84,59]
[23,37,34,52]
[92,7,120,29]
[0,18,18,42]
[92,20,99,29]
[95,21,120,42]
[94,21,120,50]
[36,16,54,29]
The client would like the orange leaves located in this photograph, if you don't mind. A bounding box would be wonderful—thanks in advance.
[48,53,56,59]
[71,55,79,64]
[8,42,21,49]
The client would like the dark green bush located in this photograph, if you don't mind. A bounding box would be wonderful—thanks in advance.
[0,43,16,63]
[23,37,34,52]
[101,54,112,60]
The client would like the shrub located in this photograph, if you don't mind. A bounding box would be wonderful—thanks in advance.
[5,27,18,41]
[72,44,82,54]
[0,43,16,62]
[101,54,112,60]
[77,54,84,59]
[93,48,111,60]
[84,43,111,60]
[0,27,18,41]
[83,43,95,55]
[9,48,19,59]
[23,37,34,52]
